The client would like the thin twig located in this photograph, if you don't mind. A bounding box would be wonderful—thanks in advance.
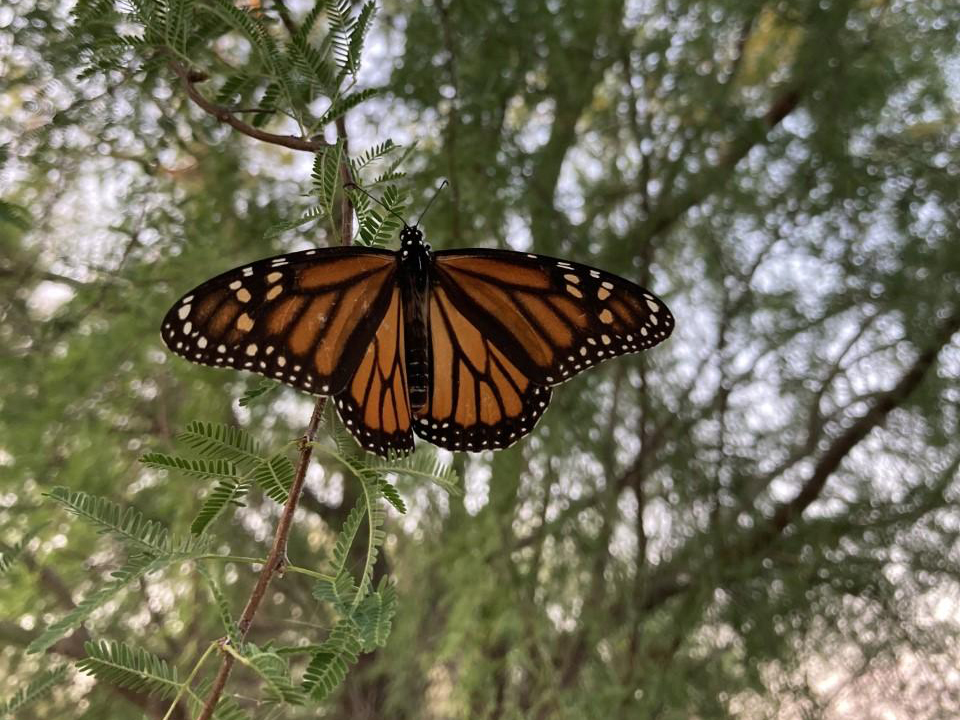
[167,59,330,154]
[194,399,326,720]
[194,117,357,720]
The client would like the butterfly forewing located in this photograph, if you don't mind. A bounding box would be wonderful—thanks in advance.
[161,247,397,396]
[334,287,415,455]
[431,249,674,386]
[412,283,553,452]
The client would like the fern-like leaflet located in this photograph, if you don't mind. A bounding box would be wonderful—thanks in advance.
[77,640,182,699]
[301,619,362,701]
[0,666,67,717]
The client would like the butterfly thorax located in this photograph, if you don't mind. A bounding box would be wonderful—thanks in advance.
[398,226,432,413]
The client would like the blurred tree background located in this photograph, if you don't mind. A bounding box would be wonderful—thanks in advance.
[3,0,960,717]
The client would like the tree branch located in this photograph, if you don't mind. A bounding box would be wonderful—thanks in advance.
[635,311,960,615]
[761,312,960,540]
[168,59,330,154]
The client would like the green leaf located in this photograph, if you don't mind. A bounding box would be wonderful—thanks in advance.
[330,501,364,576]
[355,474,386,604]
[354,578,398,651]
[287,32,336,98]
[370,141,417,186]
[252,453,295,505]
[312,570,358,612]
[349,139,397,174]
[312,139,344,216]
[140,453,239,481]
[243,646,306,704]
[199,566,239,645]
[326,0,354,74]
[301,619,361,700]
[210,696,252,720]
[264,204,326,240]
[0,525,45,577]
[238,379,278,407]
[318,87,380,126]
[191,477,251,535]
[345,1,376,79]
[178,421,262,466]
[0,200,31,231]
[0,666,67,717]
[162,0,193,54]
[215,73,257,105]
[252,81,280,128]
[376,479,406,514]
[368,451,462,496]
[45,487,174,556]
[353,184,406,247]
[77,640,180,699]
[27,556,171,654]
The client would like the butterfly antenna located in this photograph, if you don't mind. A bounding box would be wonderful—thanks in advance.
[415,180,448,228]
[344,182,408,226]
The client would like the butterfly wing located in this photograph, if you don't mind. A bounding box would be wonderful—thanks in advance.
[431,249,674,384]
[413,281,553,452]
[413,249,673,452]
[161,247,398,396]
[333,287,415,456]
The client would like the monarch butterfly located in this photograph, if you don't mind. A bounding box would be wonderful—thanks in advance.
[161,213,674,456]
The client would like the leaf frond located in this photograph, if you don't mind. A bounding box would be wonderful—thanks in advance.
[0,666,68,716]
[178,421,262,466]
[264,204,326,240]
[240,646,306,705]
[301,619,361,700]
[77,640,180,699]
[252,453,295,505]
[45,487,175,556]
[140,453,239,481]
[191,477,251,535]
[27,556,172,654]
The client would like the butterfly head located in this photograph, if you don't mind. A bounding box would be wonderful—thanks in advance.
[400,225,427,251]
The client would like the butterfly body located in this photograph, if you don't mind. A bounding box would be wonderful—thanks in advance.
[162,227,674,457]
[398,226,433,413]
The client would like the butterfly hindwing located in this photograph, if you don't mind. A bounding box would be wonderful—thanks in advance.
[334,287,415,455]
[411,283,553,452]
[161,247,398,396]
[431,249,674,386]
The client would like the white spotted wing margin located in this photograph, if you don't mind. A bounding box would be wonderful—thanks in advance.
[160,246,398,398]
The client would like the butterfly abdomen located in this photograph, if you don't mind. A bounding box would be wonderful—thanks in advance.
[399,236,432,414]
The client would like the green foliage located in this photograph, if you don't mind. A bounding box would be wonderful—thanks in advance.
[241,645,306,705]
[11,0,960,717]
[190,477,251,536]
[0,200,31,230]
[312,139,345,218]
[0,666,68,718]
[199,565,239,646]
[140,453,239,481]
[354,577,398,651]
[0,526,44,577]
[77,640,181,699]
[238,379,278,407]
[301,619,362,701]
[178,421,261,466]
[252,452,296,505]
[353,184,408,248]
[27,555,172,654]
[44,487,182,556]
